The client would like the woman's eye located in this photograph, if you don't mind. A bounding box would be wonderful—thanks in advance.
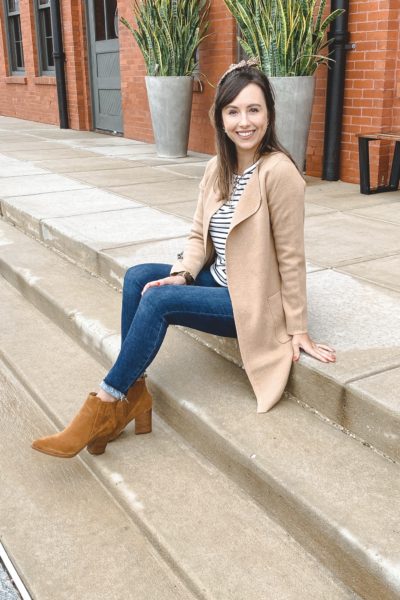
[249,107,259,113]
[227,110,237,116]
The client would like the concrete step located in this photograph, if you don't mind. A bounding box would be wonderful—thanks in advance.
[0,366,194,600]
[0,279,358,600]
[0,217,398,463]
[150,328,400,600]
[0,223,398,599]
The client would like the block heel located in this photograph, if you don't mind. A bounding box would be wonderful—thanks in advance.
[135,409,152,435]
[87,435,112,455]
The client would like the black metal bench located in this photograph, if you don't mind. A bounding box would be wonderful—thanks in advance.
[357,131,400,195]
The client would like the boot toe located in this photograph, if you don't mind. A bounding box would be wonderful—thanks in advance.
[31,435,77,458]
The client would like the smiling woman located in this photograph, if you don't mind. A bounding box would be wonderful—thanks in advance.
[209,61,294,202]
[31,60,335,460]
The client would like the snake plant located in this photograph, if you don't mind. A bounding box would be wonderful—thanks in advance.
[121,0,210,76]
[224,0,345,76]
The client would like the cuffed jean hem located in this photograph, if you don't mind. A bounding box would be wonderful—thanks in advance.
[99,380,127,401]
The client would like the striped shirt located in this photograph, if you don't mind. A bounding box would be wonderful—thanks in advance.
[209,162,258,286]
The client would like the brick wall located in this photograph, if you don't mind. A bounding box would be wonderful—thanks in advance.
[306,0,400,185]
[0,0,90,129]
[392,3,400,129]
[0,0,399,184]
[189,0,237,154]
[0,0,57,123]
[62,0,92,130]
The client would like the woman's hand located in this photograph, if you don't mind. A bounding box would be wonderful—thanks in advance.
[141,274,186,295]
[291,333,336,363]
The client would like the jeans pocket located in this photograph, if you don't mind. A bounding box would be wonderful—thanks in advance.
[267,291,291,344]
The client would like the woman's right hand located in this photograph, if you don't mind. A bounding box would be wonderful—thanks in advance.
[141,274,186,295]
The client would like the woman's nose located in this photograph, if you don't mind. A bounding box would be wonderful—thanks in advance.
[238,112,250,127]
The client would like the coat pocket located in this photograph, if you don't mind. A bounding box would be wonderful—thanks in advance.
[267,291,291,344]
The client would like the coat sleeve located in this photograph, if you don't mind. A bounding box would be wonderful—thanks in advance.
[266,157,308,335]
[169,160,215,279]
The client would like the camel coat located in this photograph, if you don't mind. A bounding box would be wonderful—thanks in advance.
[170,151,307,413]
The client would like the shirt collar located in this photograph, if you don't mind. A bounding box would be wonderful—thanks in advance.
[234,160,259,177]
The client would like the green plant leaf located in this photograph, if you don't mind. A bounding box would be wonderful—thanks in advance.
[121,0,210,76]
[224,0,344,76]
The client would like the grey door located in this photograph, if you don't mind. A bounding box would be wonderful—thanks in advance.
[87,0,123,133]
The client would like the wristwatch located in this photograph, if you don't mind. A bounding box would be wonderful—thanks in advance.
[171,270,195,285]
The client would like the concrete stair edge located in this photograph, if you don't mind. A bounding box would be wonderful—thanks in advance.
[0,279,359,600]
[0,361,197,600]
[148,328,400,600]
[0,239,118,372]
[0,228,398,599]
[0,216,398,462]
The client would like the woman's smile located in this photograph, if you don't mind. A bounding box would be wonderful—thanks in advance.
[236,130,256,138]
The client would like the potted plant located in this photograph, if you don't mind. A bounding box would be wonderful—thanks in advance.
[223,0,345,169]
[121,0,210,158]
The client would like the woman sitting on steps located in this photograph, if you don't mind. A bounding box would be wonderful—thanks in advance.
[32,60,336,459]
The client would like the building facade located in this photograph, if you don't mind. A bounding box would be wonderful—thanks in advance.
[0,0,399,186]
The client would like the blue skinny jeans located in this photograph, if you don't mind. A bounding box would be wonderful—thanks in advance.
[101,263,237,399]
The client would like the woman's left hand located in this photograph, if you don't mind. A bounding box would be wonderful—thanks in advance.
[291,333,336,363]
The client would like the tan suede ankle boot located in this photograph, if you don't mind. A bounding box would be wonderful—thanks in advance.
[87,378,152,455]
[32,393,117,458]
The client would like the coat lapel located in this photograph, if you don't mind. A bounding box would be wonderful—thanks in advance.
[201,161,262,252]
[202,177,224,253]
[229,163,262,233]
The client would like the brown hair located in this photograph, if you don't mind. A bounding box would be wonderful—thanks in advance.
[209,66,296,201]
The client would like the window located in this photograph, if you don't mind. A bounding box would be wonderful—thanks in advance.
[5,0,24,73]
[36,0,54,74]
[94,0,118,41]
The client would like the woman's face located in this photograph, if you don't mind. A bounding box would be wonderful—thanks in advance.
[221,83,268,163]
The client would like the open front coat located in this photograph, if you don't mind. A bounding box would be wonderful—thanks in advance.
[170,151,307,413]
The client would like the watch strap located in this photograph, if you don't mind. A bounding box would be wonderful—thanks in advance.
[171,270,195,285]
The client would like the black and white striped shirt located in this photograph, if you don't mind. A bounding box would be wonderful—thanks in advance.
[209,162,258,286]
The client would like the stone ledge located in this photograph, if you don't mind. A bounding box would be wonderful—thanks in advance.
[3,75,27,84]
[33,75,56,85]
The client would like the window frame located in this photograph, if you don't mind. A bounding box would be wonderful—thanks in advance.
[35,0,55,76]
[4,0,25,74]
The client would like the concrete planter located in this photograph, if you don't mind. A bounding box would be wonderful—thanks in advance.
[145,76,194,158]
[270,76,315,171]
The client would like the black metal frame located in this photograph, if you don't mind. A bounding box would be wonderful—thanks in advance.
[322,0,350,181]
[358,137,400,195]
[50,0,69,128]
